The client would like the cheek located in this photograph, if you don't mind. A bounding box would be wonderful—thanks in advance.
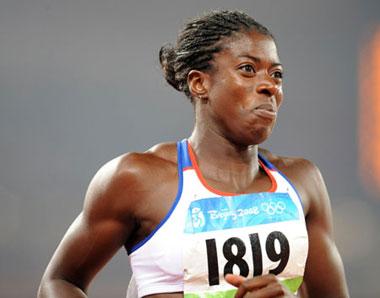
[233,85,255,108]
[276,88,284,108]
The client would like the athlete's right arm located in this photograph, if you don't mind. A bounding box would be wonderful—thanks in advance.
[38,155,140,298]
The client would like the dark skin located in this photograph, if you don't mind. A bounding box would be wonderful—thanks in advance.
[38,30,349,298]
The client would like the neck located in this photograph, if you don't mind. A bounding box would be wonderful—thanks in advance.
[188,124,260,192]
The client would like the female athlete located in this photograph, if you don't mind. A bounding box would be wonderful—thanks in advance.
[38,10,349,298]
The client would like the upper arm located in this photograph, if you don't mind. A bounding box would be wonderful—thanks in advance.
[301,163,349,298]
[41,157,137,292]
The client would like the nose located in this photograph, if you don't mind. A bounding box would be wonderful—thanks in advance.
[256,78,280,97]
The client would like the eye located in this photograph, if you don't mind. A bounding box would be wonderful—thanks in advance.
[272,70,283,79]
[239,64,255,74]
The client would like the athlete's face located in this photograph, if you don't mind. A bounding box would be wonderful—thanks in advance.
[203,30,284,146]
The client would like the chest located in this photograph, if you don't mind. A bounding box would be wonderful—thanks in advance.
[127,175,179,250]
[128,166,309,297]
[182,189,308,295]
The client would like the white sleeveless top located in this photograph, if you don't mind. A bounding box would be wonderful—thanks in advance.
[128,140,308,297]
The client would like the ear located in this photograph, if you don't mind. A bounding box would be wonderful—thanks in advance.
[187,70,210,101]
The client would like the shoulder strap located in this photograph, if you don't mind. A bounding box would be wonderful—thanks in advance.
[258,152,277,171]
[177,139,192,170]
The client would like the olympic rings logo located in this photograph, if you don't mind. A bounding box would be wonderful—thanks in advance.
[260,201,286,216]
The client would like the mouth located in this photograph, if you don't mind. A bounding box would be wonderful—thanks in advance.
[253,103,277,120]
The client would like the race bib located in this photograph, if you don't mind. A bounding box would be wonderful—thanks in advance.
[183,193,308,298]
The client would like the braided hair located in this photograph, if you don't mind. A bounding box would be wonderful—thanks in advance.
[159,10,274,100]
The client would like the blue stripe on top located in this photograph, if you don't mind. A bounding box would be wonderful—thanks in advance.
[127,141,185,254]
[179,139,192,168]
[258,152,276,170]
[258,152,304,210]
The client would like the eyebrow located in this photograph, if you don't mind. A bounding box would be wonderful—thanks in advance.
[238,54,283,68]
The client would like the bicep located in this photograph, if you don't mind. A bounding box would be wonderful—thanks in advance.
[304,220,348,298]
[44,209,130,291]
[39,154,156,297]
[302,166,349,298]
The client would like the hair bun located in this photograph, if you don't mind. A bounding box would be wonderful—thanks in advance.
[159,44,181,91]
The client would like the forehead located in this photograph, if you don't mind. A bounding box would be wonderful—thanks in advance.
[214,30,280,64]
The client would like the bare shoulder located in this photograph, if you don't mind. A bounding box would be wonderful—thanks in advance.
[258,148,327,215]
[258,147,322,179]
[83,142,178,222]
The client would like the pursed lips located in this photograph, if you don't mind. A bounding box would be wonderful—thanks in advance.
[252,103,277,120]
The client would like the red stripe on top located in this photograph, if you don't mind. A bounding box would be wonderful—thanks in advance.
[258,159,277,192]
[187,141,277,196]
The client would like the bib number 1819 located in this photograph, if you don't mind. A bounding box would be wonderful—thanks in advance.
[205,231,289,286]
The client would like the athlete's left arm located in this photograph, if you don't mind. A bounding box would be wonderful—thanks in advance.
[301,162,349,298]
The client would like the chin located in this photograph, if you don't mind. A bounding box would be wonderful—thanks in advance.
[246,125,273,145]
[243,120,275,143]
[230,129,271,147]
[226,122,275,146]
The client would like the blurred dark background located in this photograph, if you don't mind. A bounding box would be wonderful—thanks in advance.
[1,1,379,297]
